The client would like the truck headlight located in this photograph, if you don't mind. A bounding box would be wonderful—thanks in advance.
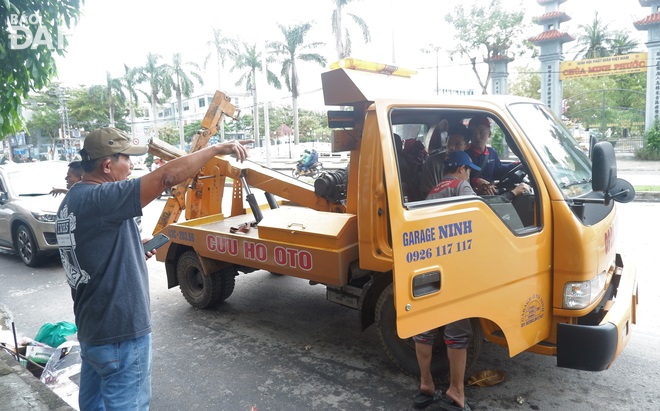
[563,272,607,309]
[32,211,57,223]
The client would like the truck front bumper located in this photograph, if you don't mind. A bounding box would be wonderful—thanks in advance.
[556,254,638,371]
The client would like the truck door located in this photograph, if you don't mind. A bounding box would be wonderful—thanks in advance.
[381,103,553,357]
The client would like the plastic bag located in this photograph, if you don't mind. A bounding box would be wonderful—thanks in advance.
[34,321,77,348]
[41,341,81,409]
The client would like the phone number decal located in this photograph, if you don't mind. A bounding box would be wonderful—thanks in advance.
[402,219,474,263]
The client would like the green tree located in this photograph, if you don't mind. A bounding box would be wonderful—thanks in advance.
[122,64,144,137]
[163,53,204,149]
[270,23,326,145]
[231,41,281,145]
[105,71,125,128]
[610,30,640,56]
[508,66,541,99]
[637,119,660,160]
[26,86,61,156]
[331,0,370,59]
[445,0,528,94]
[68,85,126,130]
[205,28,237,90]
[0,0,83,136]
[204,28,238,140]
[572,12,612,59]
[140,53,170,139]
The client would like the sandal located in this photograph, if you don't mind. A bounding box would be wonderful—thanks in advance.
[413,388,443,409]
[438,396,472,411]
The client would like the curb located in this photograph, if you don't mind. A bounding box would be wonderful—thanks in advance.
[633,191,660,202]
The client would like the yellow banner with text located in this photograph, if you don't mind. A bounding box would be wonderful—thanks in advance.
[560,53,647,80]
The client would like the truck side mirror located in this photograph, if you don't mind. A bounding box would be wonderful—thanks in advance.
[591,142,616,192]
[591,142,635,204]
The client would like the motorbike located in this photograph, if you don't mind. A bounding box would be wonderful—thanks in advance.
[292,161,324,179]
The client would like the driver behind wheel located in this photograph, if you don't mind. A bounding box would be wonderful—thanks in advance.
[466,115,519,195]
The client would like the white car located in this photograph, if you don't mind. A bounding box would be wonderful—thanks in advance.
[0,161,69,266]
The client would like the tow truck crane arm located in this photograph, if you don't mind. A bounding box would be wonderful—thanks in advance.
[148,91,343,235]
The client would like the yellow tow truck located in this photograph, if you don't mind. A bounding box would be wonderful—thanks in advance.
[150,60,638,376]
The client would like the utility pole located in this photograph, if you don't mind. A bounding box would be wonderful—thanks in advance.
[57,87,71,161]
[421,44,442,95]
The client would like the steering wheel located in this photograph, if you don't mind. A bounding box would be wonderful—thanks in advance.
[496,163,527,193]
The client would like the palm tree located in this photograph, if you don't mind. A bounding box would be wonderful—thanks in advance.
[140,53,170,139]
[122,64,144,139]
[573,12,613,60]
[204,28,238,141]
[105,71,125,128]
[609,30,639,56]
[163,53,204,149]
[231,42,281,146]
[270,23,326,145]
[332,0,371,59]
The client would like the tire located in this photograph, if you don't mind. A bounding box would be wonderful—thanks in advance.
[15,223,43,267]
[312,164,324,179]
[375,283,483,378]
[292,169,301,179]
[176,250,236,308]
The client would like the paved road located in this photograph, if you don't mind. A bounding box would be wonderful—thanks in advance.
[1,198,659,410]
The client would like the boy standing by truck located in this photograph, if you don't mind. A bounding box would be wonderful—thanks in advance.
[413,150,479,411]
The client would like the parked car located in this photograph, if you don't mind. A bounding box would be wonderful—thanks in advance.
[0,161,69,266]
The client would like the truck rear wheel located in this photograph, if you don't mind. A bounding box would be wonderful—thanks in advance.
[375,283,483,378]
[176,250,236,308]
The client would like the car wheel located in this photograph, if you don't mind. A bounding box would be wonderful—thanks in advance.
[16,223,43,267]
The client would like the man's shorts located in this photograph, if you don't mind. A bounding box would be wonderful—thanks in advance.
[413,319,472,350]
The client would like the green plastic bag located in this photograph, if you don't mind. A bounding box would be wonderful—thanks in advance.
[34,321,77,348]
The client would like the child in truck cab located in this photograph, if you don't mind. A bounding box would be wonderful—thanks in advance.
[419,123,472,198]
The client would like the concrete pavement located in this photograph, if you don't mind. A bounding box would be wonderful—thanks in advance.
[0,350,73,410]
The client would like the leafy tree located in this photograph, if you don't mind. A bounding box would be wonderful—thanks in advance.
[231,41,281,145]
[508,65,541,100]
[140,53,170,139]
[204,28,238,140]
[445,0,528,94]
[105,71,125,127]
[68,84,128,131]
[122,64,144,137]
[637,119,660,160]
[157,124,180,147]
[269,23,326,145]
[610,30,640,56]
[572,12,613,59]
[205,28,237,90]
[331,0,370,59]
[25,86,61,155]
[0,0,83,136]
[163,53,204,149]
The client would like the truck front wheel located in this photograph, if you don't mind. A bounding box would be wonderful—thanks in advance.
[176,250,236,308]
[375,283,483,378]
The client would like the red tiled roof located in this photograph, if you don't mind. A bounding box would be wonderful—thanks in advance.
[484,54,514,63]
[533,11,571,24]
[634,12,660,29]
[537,0,567,4]
[528,29,575,43]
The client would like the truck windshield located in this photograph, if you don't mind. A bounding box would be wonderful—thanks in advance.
[508,102,592,199]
